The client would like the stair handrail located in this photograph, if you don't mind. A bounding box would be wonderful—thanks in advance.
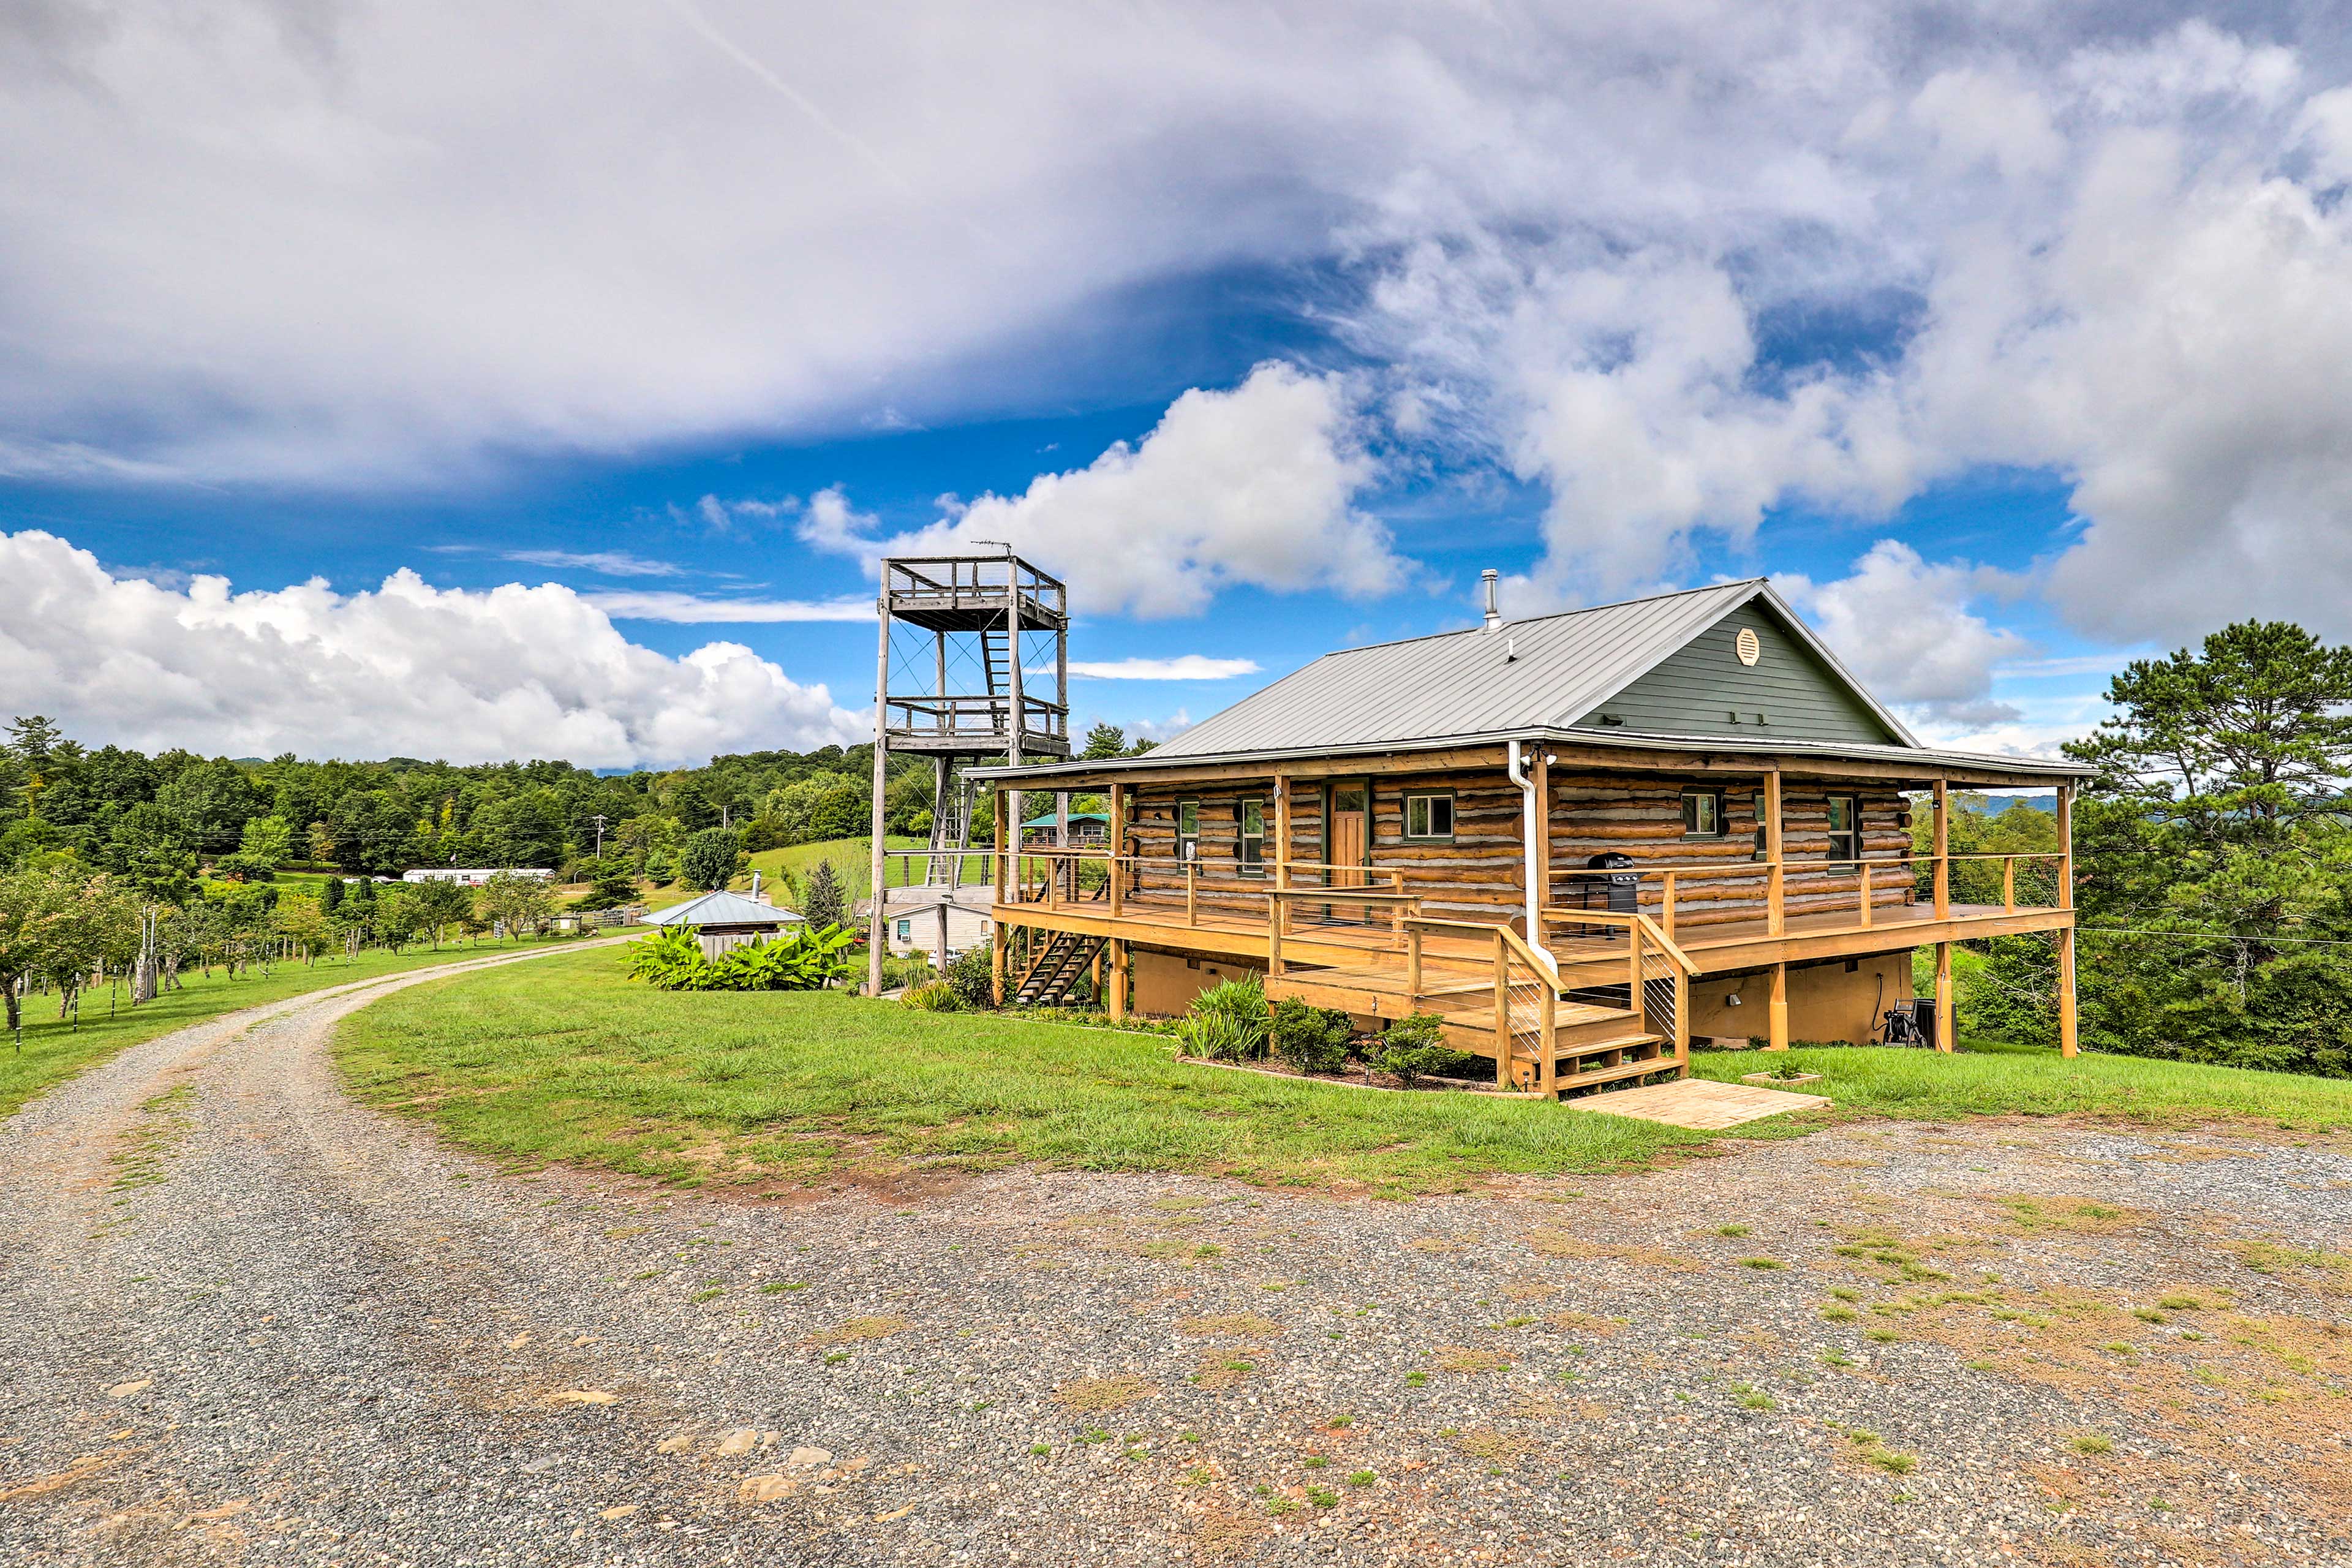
[1629,913,1697,978]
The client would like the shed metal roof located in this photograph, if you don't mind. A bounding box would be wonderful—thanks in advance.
[643,890,804,928]
[1143,579,1913,759]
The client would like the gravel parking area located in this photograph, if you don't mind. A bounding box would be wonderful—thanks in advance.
[3,954,2349,1566]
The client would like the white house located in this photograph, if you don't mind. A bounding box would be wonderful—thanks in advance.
[400,867,557,888]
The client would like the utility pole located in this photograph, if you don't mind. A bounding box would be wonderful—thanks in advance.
[592,814,607,861]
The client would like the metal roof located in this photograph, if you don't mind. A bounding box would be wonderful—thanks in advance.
[643,890,804,928]
[1140,579,1915,759]
[973,725,2089,783]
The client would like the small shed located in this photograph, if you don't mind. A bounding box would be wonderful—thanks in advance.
[643,890,803,960]
[1019,809,1109,847]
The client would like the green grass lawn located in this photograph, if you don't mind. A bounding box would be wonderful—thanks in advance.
[334,944,2352,1196]
[1,933,590,1121]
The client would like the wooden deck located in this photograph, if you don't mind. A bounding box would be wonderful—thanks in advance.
[992,892,2069,978]
[1575,1077,1831,1128]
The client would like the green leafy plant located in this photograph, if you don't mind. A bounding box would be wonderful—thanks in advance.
[1376,1012,1454,1087]
[1270,995,1354,1074]
[902,981,964,1011]
[942,943,996,1009]
[624,923,858,992]
[1174,975,1270,1062]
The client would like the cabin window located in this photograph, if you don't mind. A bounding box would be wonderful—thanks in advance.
[1751,791,1769,861]
[1237,798,1265,875]
[1402,792,1455,842]
[1826,794,1859,864]
[1177,800,1200,862]
[895,919,910,941]
[1681,788,1724,839]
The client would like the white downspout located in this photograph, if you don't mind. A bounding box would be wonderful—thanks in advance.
[1507,738,1555,968]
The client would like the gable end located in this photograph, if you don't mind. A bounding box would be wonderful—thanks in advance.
[1574,600,1905,747]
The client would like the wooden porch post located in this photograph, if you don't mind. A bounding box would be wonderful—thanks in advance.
[1934,941,1954,1053]
[1766,961,1789,1051]
[989,788,1009,1006]
[1931,778,1950,919]
[1539,984,1557,1096]
[2057,781,2078,1058]
[1764,771,1785,936]
[1672,967,1691,1077]
[1107,781,1126,918]
[1107,937,1128,1020]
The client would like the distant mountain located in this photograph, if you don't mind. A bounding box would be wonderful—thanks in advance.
[1975,793,2057,814]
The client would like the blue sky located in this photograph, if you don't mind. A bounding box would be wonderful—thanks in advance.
[3,5,2342,767]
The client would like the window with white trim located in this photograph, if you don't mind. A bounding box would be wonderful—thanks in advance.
[1402,792,1455,842]
[1238,798,1265,875]
[1177,800,1200,862]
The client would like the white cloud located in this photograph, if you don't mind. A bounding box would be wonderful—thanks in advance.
[0,530,863,766]
[497,549,682,578]
[1779,540,2032,726]
[12,6,2352,650]
[1058,657,1262,680]
[583,590,873,624]
[812,363,1403,617]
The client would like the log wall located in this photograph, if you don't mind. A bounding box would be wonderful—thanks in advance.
[1084,763,1921,931]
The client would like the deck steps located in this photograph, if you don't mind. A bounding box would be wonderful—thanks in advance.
[1012,930,1106,1007]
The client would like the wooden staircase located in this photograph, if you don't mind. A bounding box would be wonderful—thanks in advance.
[1012,930,1106,1007]
[1263,912,1693,1098]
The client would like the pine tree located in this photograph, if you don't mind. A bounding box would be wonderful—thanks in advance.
[801,859,846,930]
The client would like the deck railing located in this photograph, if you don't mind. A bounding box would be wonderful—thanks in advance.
[1556,850,2070,941]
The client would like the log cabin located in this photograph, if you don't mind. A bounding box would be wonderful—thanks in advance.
[970,576,2089,1097]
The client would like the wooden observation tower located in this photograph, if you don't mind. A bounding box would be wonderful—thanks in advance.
[865,550,1070,994]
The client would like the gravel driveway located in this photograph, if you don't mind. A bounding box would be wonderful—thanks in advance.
[4,951,2350,1567]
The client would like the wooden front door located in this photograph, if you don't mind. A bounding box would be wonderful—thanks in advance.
[1326,782,1370,922]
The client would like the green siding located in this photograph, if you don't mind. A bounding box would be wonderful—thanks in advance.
[1575,601,1904,746]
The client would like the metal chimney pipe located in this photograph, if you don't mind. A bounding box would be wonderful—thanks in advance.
[1482,568,1502,632]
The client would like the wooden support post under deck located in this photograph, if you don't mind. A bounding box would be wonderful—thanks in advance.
[1934,940,1954,1054]
[1106,937,1128,1020]
[1107,782,1125,918]
[1766,961,1789,1051]
[1763,771,1785,936]
[990,919,1006,1007]
[2057,782,2078,1058]
[1931,778,1950,919]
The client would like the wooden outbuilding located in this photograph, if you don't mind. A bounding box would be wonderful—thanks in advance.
[973,576,2089,1097]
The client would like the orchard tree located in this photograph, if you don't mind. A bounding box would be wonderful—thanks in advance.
[0,863,78,1044]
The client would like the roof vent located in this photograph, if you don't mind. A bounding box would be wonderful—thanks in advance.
[1482,568,1502,633]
